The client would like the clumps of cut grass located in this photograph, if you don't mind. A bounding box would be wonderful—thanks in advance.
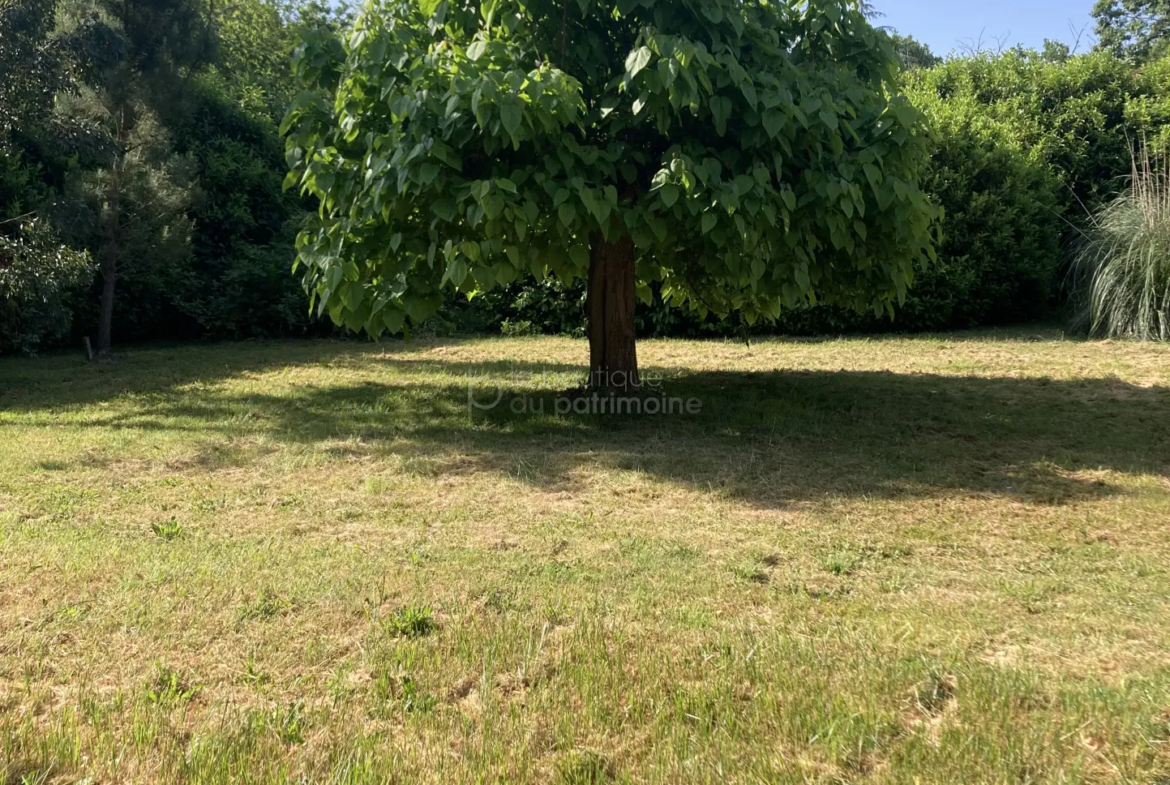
[380,604,435,638]
[150,517,183,541]
[144,663,201,706]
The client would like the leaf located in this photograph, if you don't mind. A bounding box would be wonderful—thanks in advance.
[740,81,758,109]
[558,201,576,227]
[444,258,469,287]
[483,194,506,219]
[500,103,523,138]
[467,40,487,61]
[496,178,517,192]
[709,95,732,135]
[383,308,406,334]
[659,185,679,208]
[863,163,883,191]
[701,212,717,234]
[762,109,783,139]
[625,46,652,78]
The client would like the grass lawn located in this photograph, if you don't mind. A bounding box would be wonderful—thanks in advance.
[2,330,1169,784]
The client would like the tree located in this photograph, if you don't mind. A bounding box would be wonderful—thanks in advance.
[283,0,938,389]
[888,32,942,70]
[1093,0,1170,61]
[70,0,215,355]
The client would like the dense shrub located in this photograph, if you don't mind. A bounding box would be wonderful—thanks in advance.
[901,75,1064,328]
[166,83,320,338]
[0,220,92,355]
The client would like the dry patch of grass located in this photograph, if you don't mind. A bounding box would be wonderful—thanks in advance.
[1,329,1170,783]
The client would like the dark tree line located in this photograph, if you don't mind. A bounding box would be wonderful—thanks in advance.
[2,0,1170,356]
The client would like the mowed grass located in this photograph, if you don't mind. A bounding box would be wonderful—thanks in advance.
[1,330,1169,784]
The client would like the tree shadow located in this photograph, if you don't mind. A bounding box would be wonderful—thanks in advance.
[7,348,1167,509]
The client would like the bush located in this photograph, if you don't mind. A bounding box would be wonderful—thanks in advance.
[165,82,321,339]
[901,74,1064,328]
[1071,148,1170,339]
[0,220,92,355]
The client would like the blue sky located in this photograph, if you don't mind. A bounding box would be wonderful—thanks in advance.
[872,0,1098,57]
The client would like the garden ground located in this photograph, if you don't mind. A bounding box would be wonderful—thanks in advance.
[1,331,1169,784]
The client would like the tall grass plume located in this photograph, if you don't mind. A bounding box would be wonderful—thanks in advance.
[1072,146,1170,340]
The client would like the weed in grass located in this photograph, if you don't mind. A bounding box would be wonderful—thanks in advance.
[380,604,435,638]
[328,662,358,706]
[266,700,306,745]
[150,517,183,541]
[144,664,201,706]
[731,563,769,584]
[821,549,864,576]
[556,749,613,785]
[241,653,270,688]
[913,671,957,716]
[371,663,436,716]
[236,590,294,625]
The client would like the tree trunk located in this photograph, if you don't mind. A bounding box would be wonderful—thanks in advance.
[586,232,640,391]
[96,173,120,358]
[97,266,116,356]
[96,139,123,358]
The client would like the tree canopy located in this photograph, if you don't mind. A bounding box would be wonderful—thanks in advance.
[284,0,939,368]
[1094,0,1170,62]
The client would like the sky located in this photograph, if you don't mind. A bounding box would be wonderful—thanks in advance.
[872,0,1099,57]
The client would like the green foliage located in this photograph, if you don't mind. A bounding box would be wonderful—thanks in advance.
[910,52,1137,210]
[0,0,342,353]
[888,32,942,70]
[902,68,1063,328]
[380,604,435,638]
[166,82,319,338]
[67,107,197,342]
[0,220,92,355]
[1093,0,1170,62]
[283,0,939,338]
[144,663,202,706]
[150,516,183,540]
[1071,148,1170,339]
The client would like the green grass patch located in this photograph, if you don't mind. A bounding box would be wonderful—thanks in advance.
[1,332,1169,783]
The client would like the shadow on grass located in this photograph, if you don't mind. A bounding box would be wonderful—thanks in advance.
[4,341,1168,508]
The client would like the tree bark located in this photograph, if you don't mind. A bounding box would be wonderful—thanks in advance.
[586,232,640,391]
[96,265,116,356]
[96,121,124,359]
[96,161,121,358]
